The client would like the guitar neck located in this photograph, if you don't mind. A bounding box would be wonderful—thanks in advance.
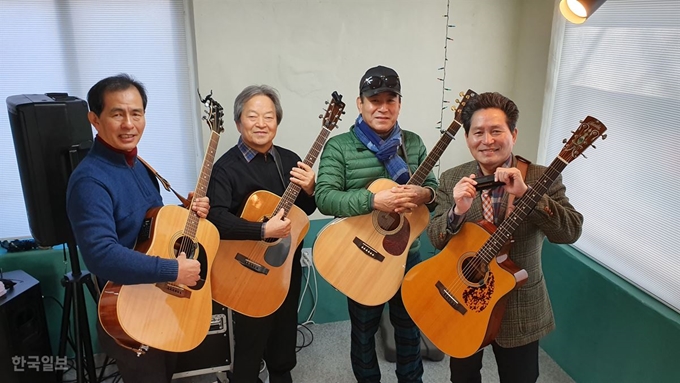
[184,130,220,238]
[407,122,460,186]
[478,156,568,263]
[276,127,332,217]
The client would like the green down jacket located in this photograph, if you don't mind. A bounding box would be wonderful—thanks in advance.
[315,125,439,254]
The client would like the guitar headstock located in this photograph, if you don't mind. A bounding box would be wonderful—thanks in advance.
[444,89,478,136]
[199,90,224,134]
[558,116,607,163]
[320,91,345,131]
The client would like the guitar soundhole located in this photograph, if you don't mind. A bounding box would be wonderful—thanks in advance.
[375,212,401,233]
[460,256,488,286]
[173,236,208,290]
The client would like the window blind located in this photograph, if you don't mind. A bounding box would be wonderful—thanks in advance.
[541,0,680,311]
[0,0,200,240]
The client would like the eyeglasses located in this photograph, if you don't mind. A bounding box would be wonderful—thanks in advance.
[361,75,400,91]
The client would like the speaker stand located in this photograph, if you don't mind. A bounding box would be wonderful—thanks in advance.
[57,239,99,383]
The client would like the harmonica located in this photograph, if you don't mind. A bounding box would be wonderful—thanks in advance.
[474,174,505,191]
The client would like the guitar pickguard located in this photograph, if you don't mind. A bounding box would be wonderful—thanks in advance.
[462,272,495,312]
[263,236,292,267]
[382,218,411,256]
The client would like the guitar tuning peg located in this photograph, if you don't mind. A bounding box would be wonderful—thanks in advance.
[562,138,567,144]
[318,114,323,119]
[450,105,456,111]
[571,130,575,134]
[459,91,464,97]
[342,111,346,114]
[454,98,460,104]
[601,134,608,140]
[581,153,588,159]
[591,144,597,149]
[325,100,329,105]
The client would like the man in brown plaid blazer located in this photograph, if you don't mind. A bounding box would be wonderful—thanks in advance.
[427,92,583,383]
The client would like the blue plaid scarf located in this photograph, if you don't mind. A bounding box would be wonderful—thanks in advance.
[353,114,410,184]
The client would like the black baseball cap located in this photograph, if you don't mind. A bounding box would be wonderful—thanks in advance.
[359,65,401,98]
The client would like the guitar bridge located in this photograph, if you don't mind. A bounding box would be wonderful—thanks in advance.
[436,281,467,315]
[155,282,192,298]
[235,253,269,275]
[352,237,385,262]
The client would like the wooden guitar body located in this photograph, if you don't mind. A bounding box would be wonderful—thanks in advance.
[402,221,527,358]
[313,178,429,306]
[98,204,220,353]
[211,190,310,317]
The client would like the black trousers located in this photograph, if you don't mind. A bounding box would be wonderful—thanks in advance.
[449,340,539,383]
[97,322,177,383]
[229,251,303,383]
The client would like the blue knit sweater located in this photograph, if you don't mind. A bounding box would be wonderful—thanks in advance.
[66,139,178,285]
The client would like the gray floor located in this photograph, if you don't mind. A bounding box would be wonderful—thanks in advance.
[290,321,574,383]
[80,320,574,382]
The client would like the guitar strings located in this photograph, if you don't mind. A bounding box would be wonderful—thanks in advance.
[442,165,562,296]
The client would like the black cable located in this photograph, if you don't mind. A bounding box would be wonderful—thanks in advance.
[296,323,314,352]
[60,353,119,383]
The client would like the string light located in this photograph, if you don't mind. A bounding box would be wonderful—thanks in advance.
[436,0,455,131]
[435,0,455,177]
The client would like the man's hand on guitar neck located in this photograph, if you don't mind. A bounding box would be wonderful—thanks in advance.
[263,208,292,239]
[188,192,210,218]
[175,252,200,286]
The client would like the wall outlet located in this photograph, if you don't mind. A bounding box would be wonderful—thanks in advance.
[301,248,313,267]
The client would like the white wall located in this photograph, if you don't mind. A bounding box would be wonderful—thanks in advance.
[512,0,557,162]
[192,0,555,218]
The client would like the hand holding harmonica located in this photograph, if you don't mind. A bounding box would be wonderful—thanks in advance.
[474,174,506,191]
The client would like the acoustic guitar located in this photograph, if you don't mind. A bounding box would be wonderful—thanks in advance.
[98,93,224,354]
[313,90,477,306]
[401,116,607,358]
[210,91,345,318]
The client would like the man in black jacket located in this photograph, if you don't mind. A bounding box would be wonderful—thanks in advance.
[207,85,316,382]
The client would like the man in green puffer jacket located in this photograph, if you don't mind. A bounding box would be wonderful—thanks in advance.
[315,65,438,383]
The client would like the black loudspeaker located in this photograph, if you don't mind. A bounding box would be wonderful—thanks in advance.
[0,270,57,383]
[6,93,93,247]
[173,301,232,379]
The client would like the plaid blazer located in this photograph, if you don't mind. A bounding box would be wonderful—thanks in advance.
[426,157,583,348]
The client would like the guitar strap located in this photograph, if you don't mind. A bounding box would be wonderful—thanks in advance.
[270,146,289,189]
[137,156,192,208]
[505,155,531,218]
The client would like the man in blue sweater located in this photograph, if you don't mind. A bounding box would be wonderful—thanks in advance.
[66,74,210,383]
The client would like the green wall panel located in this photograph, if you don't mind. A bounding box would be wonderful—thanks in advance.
[541,242,680,383]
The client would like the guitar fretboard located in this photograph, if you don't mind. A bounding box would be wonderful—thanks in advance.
[407,120,461,186]
[183,130,220,239]
[276,127,333,217]
[477,157,567,263]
